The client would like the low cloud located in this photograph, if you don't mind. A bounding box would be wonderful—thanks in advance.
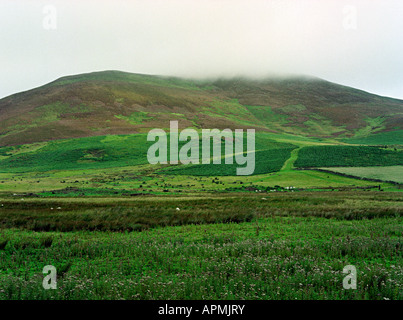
[0,0,402,99]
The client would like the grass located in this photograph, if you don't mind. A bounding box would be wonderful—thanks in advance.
[1,71,402,301]
[114,111,152,125]
[204,99,259,127]
[245,105,289,130]
[320,166,403,184]
[1,102,91,139]
[161,147,296,176]
[352,117,387,139]
[344,130,403,146]
[281,147,301,171]
[48,70,205,91]
[0,197,255,232]
[0,132,297,176]
[2,70,402,146]
[0,122,400,192]
[0,160,398,196]
[0,192,401,232]
[295,146,403,168]
[0,192,401,300]
[0,134,150,173]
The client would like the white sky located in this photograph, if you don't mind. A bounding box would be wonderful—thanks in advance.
[0,0,402,99]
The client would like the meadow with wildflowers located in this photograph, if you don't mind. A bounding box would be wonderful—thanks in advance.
[0,192,401,300]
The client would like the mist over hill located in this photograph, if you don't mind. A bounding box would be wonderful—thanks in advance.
[0,70,402,146]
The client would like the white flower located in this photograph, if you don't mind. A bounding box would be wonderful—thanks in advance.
[176,207,180,211]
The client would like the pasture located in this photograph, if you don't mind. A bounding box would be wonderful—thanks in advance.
[0,130,401,301]
[295,146,403,168]
[320,166,403,184]
[0,192,402,300]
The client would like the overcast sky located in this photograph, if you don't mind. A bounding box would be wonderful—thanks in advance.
[1,0,402,99]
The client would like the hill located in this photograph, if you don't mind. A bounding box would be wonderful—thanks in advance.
[1,70,402,146]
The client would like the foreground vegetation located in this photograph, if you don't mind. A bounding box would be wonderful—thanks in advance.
[0,193,402,300]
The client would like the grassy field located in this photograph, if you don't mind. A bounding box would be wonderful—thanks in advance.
[0,135,151,173]
[0,125,401,301]
[0,192,401,300]
[0,133,295,174]
[0,132,401,196]
[320,166,403,184]
[1,70,402,302]
[295,146,403,168]
[344,130,403,146]
[0,162,398,196]
[161,147,296,176]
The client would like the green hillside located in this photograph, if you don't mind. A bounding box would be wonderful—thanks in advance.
[0,71,402,195]
[1,71,403,146]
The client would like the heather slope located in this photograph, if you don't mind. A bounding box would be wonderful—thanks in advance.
[1,70,402,146]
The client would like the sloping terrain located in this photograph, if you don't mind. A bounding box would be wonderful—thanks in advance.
[0,70,402,194]
[1,70,402,146]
